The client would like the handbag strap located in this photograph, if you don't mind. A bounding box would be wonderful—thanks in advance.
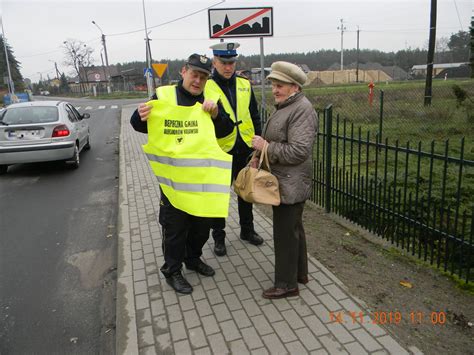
[258,141,272,173]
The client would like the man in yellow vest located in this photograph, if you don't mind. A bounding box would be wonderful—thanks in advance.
[130,54,234,294]
[206,42,264,256]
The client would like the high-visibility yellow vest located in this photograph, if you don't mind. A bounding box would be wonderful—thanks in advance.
[143,86,232,217]
[205,77,255,152]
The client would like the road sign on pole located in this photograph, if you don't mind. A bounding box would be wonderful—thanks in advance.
[152,63,168,78]
[208,7,273,38]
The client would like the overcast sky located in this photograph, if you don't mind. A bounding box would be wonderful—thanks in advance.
[1,0,472,82]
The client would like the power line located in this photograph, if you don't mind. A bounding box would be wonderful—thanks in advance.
[107,0,225,37]
[453,0,463,31]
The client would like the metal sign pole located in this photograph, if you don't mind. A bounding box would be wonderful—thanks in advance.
[259,37,265,122]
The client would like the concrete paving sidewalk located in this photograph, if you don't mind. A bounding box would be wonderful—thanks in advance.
[116,105,414,355]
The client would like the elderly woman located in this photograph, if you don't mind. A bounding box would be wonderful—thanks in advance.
[252,61,317,299]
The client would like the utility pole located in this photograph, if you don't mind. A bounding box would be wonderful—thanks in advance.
[337,18,346,71]
[142,0,154,97]
[1,16,15,95]
[356,26,360,82]
[424,0,437,106]
[92,20,111,93]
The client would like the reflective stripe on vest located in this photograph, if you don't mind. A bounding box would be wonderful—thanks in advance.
[205,77,255,152]
[143,90,232,217]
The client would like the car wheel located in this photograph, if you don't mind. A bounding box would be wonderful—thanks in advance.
[84,134,91,151]
[68,143,80,169]
[0,165,8,175]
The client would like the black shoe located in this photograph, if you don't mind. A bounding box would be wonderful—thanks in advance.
[240,230,264,246]
[186,260,215,277]
[166,272,193,294]
[214,239,227,256]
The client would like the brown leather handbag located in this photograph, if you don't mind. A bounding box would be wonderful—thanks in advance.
[233,142,281,206]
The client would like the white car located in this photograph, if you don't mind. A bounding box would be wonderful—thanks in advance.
[0,101,91,174]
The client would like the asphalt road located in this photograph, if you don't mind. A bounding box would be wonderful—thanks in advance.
[0,97,139,354]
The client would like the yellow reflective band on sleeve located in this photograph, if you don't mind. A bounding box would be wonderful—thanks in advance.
[146,154,232,169]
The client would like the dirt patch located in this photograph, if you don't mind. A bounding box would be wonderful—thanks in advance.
[257,202,474,355]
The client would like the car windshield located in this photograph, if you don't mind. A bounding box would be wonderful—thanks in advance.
[1,106,59,125]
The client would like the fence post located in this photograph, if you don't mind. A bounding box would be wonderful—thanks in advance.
[325,104,333,213]
[378,90,384,145]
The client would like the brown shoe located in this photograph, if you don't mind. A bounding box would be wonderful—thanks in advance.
[262,287,299,299]
[297,276,309,284]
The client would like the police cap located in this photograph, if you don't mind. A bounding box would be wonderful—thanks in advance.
[186,53,212,75]
[210,42,240,63]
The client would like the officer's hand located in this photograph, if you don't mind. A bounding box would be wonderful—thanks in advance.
[202,100,218,119]
[138,103,152,121]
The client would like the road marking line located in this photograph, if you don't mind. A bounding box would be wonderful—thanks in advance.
[85,106,93,110]
[98,106,106,109]
[111,105,118,109]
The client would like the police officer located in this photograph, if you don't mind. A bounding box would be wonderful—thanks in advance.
[130,54,234,294]
[206,42,264,256]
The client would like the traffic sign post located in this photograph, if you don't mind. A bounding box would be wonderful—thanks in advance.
[208,7,273,122]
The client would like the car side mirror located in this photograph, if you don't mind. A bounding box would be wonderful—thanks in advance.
[82,113,90,119]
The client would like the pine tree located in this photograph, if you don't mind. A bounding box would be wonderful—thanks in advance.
[0,35,24,92]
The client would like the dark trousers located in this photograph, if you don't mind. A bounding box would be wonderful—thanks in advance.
[212,151,254,240]
[272,202,308,289]
[159,191,211,278]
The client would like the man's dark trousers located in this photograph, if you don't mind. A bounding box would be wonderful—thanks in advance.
[212,150,253,241]
[159,191,211,277]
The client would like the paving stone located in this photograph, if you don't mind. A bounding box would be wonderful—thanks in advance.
[195,299,212,317]
[135,294,149,310]
[319,334,349,354]
[242,298,263,317]
[138,325,154,347]
[201,314,220,335]
[303,315,329,336]
[234,284,252,301]
[136,308,152,327]
[208,333,230,355]
[251,314,274,336]
[150,298,165,317]
[273,320,298,343]
[134,280,147,295]
[216,280,234,296]
[261,303,283,323]
[213,302,232,322]
[220,319,241,342]
[183,309,200,329]
[295,327,322,351]
[223,293,242,311]
[162,290,178,306]
[189,327,208,348]
[281,308,306,329]
[241,326,264,349]
[173,339,191,354]
[326,322,355,344]
[206,288,224,305]
[262,333,287,354]
[286,340,309,355]
[377,335,409,354]
[169,320,187,342]
[343,341,369,354]
[231,309,252,329]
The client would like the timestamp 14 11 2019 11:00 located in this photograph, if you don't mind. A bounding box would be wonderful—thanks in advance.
[329,311,447,325]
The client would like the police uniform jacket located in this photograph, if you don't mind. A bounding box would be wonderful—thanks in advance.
[210,70,262,155]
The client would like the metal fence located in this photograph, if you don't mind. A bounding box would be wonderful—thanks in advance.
[312,105,473,283]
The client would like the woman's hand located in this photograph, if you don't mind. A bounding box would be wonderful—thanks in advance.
[202,100,218,119]
[252,135,267,151]
[138,103,152,121]
[249,156,259,168]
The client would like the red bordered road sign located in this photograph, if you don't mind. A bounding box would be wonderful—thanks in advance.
[208,7,273,38]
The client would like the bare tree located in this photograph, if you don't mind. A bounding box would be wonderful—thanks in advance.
[63,39,94,94]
